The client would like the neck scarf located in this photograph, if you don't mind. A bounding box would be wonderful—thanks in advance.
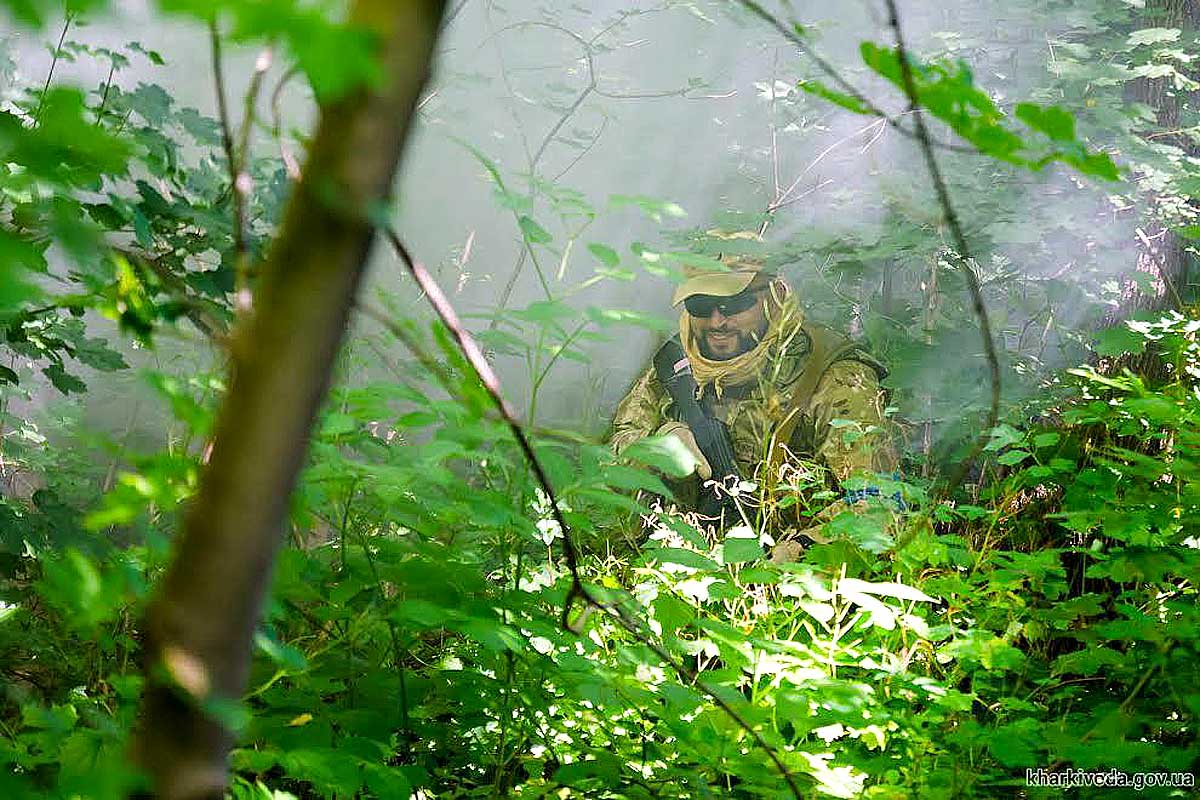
[679,282,804,398]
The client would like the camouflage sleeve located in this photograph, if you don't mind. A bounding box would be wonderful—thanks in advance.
[609,364,669,454]
[809,359,897,482]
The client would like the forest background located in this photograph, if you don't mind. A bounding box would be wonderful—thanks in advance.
[0,0,1198,797]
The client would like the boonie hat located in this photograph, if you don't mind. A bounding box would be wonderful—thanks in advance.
[671,256,768,307]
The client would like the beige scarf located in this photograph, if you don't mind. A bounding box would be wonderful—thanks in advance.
[679,282,804,398]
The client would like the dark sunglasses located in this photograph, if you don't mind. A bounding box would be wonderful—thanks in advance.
[684,287,762,319]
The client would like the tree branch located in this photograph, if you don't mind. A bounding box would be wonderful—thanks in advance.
[384,230,806,799]
[133,3,448,796]
[208,21,251,309]
[733,0,975,155]
[881,0,1000,495]
[33,13,72,124]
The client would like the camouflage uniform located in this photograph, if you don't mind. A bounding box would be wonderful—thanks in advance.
[610,317,894,513]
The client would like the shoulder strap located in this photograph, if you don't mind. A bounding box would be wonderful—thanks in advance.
[652,336,741,483]
[766,324,885,479]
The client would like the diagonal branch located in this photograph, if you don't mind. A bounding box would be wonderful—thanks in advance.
[734,0,975,155]
[384,230,805,799]
[740,0,1001,496]
[134,3,449,795]
[33,13,72,123]
[881,0,1000,495]
[208,21,252,309]
[385,231,590,612]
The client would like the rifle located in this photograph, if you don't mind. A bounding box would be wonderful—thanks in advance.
[652,338,741,522]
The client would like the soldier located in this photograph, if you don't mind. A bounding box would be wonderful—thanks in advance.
[609,256,897,559]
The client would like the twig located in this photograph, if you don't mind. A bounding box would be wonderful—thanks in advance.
[34,13,72,123]
[209,21,253,309]
[484,14,705,322]
[236,47,274,183]
[592,87,691,100]
[771,117,887,210]
[766,178,833,213]
[533,84,595,166]
[270,65,302,180]
[95,60,117,126]
[733,0,974,155]
[232,46,274,288]
[384,230,805,799]
[881,0,1000,496]
[551,115,608,183]
[385,231,589,610]
[356,302,456,390]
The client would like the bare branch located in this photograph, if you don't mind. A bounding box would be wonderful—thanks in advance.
[33,13,72,124]
[208,21,252,311]
[881,0,1001,495]
[385,231,806,799]
[269,65,303,180]
[733,0,975,155]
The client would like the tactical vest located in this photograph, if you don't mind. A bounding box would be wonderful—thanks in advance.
[660,322,887,481]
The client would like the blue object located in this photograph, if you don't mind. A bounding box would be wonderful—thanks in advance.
[844,474,905,510]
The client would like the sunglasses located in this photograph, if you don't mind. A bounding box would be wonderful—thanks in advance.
[684,287,762,319]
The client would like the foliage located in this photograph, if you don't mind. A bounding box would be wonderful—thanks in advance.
[1,1,1199,799]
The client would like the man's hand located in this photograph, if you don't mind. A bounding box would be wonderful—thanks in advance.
[770,525,830,564]
[656,421,713,479]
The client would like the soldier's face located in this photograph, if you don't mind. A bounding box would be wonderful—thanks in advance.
[689,289,769,360]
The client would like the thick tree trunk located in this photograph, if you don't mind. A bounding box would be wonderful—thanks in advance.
[131,2,446,797]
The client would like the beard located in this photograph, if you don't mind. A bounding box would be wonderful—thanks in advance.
[698,328,761,360]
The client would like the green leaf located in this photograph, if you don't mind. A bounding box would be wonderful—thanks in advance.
[1094,324,1146,356]
[0,231,44,311]
[644,547,719,571]
[997,449,1031,466]
[621,434,701,478]
[132,209,154,249]
[824,509,893,553]
[1,0,107,28]
[653,593,695,636]
[362,764,411,799]
[254,631,308,672]
[984,424,1024,452]
[320,412,357,438]
[511,298,575,324]
[609,194,687,222]
[797,79,875,115]
[43,363,87,395]
[600,464,672,496]
[1032,432,1060,448]
[723,534,763,565]
[988,721,1041,767]
[583,306,674,332]
[518,215,553,244]
[1015,103,1076,142]
[73,337,128,372]
[281,748,362,796]
[126,81,172,126]
[1051,646,1125,676]
[586,242,619,267]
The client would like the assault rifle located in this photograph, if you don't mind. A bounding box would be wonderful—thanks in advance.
[652,338,742,523]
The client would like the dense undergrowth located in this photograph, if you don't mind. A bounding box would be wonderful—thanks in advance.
[2,304,1198,798]
[2,1,1200,797]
